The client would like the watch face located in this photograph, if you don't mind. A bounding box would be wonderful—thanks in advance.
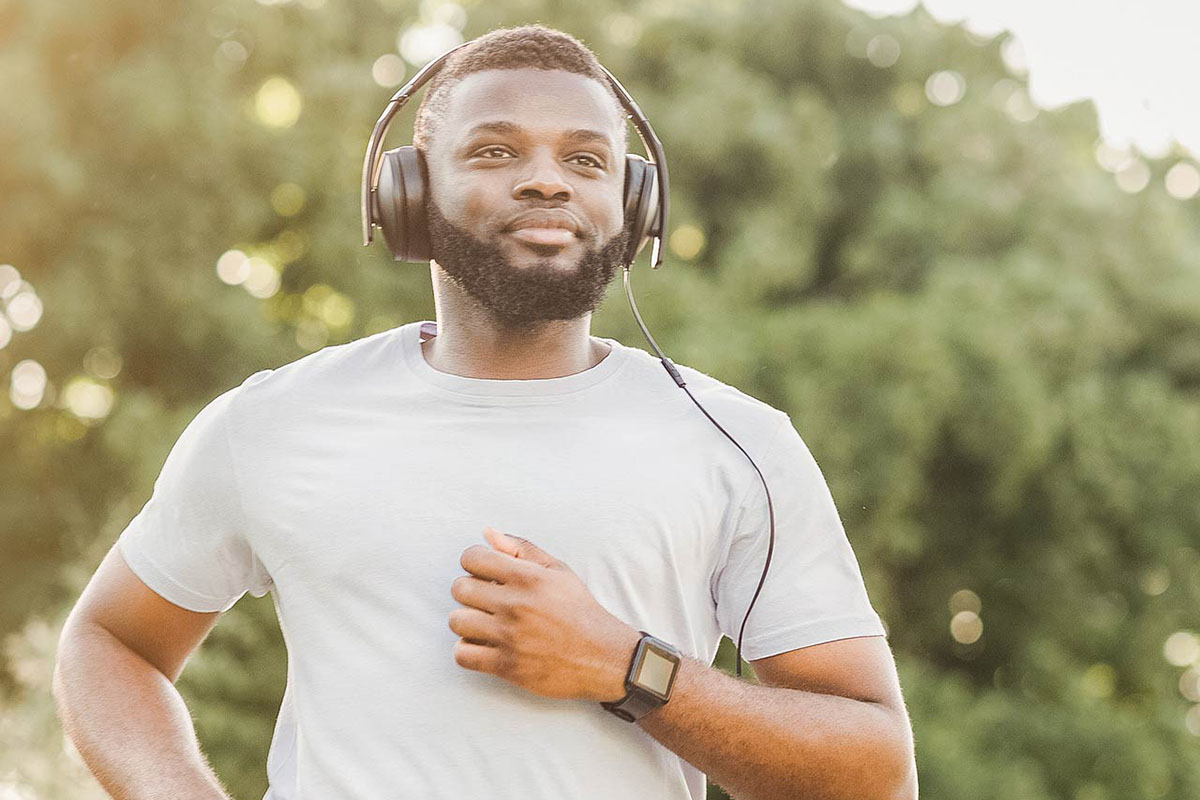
[633,641,679,698]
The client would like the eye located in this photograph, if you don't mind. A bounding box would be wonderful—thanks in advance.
[571,154,604,169]
[474,146,514,159]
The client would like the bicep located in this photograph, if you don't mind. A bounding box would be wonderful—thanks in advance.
[62,542,221,683]
[750,635,904,712]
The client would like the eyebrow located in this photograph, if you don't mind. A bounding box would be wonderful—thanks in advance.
[462,121,613,150]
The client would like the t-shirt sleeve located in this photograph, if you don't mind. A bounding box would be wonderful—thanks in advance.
[116,383,273,613]
[711,413,886,661]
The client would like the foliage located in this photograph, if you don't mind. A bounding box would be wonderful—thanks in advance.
[3,0,1200,797]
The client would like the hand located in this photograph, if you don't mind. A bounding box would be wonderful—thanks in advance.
[449,526,643,702]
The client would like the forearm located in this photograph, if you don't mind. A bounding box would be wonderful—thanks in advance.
[52,621,232,800]
[636,655,916,800]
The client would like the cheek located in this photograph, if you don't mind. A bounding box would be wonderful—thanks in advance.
[585,179,626,240]
[440,180,508,232]
[601,194,626,239]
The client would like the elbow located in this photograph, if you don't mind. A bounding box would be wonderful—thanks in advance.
[886,756,919,800]
[846,700,916,800]
[880,708,918,800]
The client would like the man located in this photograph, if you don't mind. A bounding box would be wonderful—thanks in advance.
[53,24,917,800]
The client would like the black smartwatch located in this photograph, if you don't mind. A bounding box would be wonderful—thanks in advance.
[601,631,683,722]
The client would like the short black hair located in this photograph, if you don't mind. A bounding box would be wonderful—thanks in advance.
[412,24,629,157]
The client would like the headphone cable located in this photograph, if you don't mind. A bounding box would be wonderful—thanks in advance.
[621,265,776,679]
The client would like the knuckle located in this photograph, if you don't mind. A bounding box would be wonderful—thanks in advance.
[497,648,519,677]
[500,595,529,619]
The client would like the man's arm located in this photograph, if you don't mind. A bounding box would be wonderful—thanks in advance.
[636,634,917,800]
[452,530,917,800]
[52,544,234,800]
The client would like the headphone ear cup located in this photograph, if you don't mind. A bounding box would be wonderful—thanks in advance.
[375,146,431,262]
[622,154,660,267]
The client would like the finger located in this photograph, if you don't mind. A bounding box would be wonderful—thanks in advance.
[484,527,561,569]
[448,607,504,644]
[450,575,507,613]
[460,544,538,585]
[452,639,504,674]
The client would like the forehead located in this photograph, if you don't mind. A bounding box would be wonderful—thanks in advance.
[439,68,625,149]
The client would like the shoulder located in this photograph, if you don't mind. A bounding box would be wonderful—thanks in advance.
[234,326,403,400]
[226,326,403,415]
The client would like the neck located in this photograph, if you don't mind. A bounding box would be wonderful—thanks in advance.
[420,263,612,380]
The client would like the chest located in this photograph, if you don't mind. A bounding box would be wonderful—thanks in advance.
[242,406,741,615]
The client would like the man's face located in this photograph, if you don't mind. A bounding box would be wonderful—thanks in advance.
[423,68,630,330]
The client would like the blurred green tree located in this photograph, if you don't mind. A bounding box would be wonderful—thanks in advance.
[3,0,1200,798]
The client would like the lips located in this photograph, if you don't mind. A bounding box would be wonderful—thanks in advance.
[504,210,581,248]
[507,228,576,246]
[506,210,580,234]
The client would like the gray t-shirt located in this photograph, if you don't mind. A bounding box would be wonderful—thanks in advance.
[117,319,886,800]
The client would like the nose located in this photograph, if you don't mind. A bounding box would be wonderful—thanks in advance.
[511,148,572,203]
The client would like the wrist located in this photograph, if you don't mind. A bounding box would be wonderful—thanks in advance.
[596,625,644,702]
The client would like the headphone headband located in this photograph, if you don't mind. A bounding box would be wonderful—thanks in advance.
[360,43,669,269]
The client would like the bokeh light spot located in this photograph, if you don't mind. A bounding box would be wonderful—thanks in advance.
[0,264,19,295]
[1095,140,1135,173]
[1,277,30,302]
[271,182,307,216]
[63,376,114,422]
[217,40,249,65]
[669,225,705,260]
[1187,705,1200,737]
[1180,667,1200,702]
[1164,631,1200,666]
[1115,159,1150,193]
[1165,162,1200,199]
[949,589,981,615]
[11,359,47,410]
[398,23,463,66]
[5,291,43,332]
[1138,565,1170,596]
[1000,36,1027,76]
[606,12,642,47]
[372,54,407,87]
[866,34,900,68]
[295,318,330,351]
[950,610,982,644]
[255,76,302,129]
[925,70,966,106]
[1004,88,1038,122]
[217,249,251,285]
[244,257,281,299]
[83,346,123,380]
[422,0,466,30]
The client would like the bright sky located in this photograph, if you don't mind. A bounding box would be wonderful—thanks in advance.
[842,0,1200,158]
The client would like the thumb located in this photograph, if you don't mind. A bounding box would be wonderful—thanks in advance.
[483,527,562,570]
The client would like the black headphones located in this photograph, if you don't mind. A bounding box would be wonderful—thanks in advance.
[359,41,774,680]
[361,41,669,271]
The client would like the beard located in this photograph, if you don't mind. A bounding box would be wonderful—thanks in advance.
[426,199,631,331]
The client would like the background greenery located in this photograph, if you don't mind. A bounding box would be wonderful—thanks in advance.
[3,0,1199,797]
